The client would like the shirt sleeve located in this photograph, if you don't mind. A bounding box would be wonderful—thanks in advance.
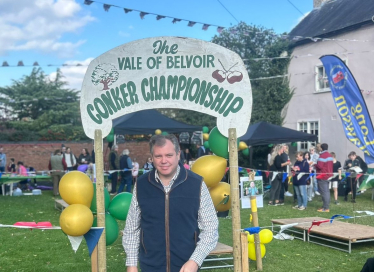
[123,183,141,267]
[189,182,219,266]
[127,158,133,169]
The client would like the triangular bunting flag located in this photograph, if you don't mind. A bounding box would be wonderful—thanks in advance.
[202,24,210,30]
[84,0,93,5]
[67,235,84,253]
[140,12,149,19]
[124,8,132,13]
[271,172,278,182]
[282,173,288,183]
[217,26,224,33]
[265,171,269,178]
[103,4,111,11]
[172,18,181,24]
[84,228,104,257]
[187,21,196,27]
[156,15,165,20]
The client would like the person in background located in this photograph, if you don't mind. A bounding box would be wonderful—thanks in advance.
[123,134,218,272]
[17,161,28,176]
[315,143,333,212]
[78,148,91,165]
[196,143,206,159]
[248,181,259,196]
[183,159,190,170]
[0,146,6,173]
[343,151,367,203]
[183,148,193,164]
[109,145,120,195]
[65,147,77,171]
[7,158,16,173]
[48,149,67,196]
[330,152,342,205]
[268,144,285,206]
[132,158,139,184]
[292,151,310,210]
[118,149,133,194]
[309,146,320,197]
[143,157,153,173]
[279,144,292,204]
[303,151,314,202]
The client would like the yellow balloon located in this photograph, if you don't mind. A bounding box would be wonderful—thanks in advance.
[60,204,93,236]
[209,182,231,212]
[247,233,255,243]
[248,243,266,261]
[155,129,162,135]
[59,171,94,207]
[239,141,248,151]
[259,229,273,244]
[203,133,209,141]
[191,155,227,188]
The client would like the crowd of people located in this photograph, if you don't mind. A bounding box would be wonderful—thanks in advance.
[267,143,368,212]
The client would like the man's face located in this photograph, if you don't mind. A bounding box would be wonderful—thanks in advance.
[283,146,288,153]
[62,147,66,153]
[310,148,315,154]
[152,139,180,180]
[350,154,356,161]
[0,148,3,153]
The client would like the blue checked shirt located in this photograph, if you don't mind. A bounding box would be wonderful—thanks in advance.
[123,166,219,267]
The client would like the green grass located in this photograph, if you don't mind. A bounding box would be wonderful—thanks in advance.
[0,187,374,271]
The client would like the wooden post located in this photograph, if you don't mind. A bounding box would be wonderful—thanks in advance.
[250,196,263,271]
[241,232,249,271]
[94,129,106,271]
[91,245,98,272]
[229,128,242,272]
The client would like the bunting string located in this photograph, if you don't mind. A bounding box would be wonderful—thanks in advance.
[83,0,225,32]
[83,0,373,43]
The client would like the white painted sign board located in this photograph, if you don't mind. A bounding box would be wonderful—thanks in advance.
[80,37,252,139]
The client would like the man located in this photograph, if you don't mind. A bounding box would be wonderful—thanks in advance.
[123,134,218,272]
[0,147,6,173]
[315,143,333,212]
[48,149,67,196]
[109,145,120,195]
[343,151,368,203]
[279,144,292,204]
[196,143,206,159]
[118,149,133,193]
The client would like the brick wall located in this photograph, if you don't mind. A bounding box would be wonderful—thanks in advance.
[0,141,150,172]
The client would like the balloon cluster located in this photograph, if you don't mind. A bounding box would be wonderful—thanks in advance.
[58,171,133,246]
[91,189,133,245]
[106,128,115,143]
[59,171,94,236]
[246,229,273,260]
[192,126,243,212]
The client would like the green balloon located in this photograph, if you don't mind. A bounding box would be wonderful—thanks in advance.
[203,141,210,149]
[108,192,133,221]
[291,142,297,147]
[202,126,209,133]
[93,214,119,246]
[90,183,110,213]
[106,134,114,143]
[161,131,169,135]
[208,127,239,159]
[268,144,273,147]
[110,128,114,135]
[242,148,250,156]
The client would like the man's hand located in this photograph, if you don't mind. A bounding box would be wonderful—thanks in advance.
[179,260,198,272]
[127,266,138,272]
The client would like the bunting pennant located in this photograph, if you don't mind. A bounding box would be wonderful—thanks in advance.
[265,171,270,178]
[217,26,224,33]
[84,0,93,5]
[256,170,262,176]
[282,173,288,183]
[156,15,165,20]
[103,4,111,11]
[355,173,363,181]
[187,21,196,27]
[172,18,181,24]
[202,24,210,30]
[124,8,132,13]
[243,227,260,234]
[84,228,104,257]
[308,219,330,233]
[271,172,278,182]
[140,12,149,19]
[67,235,84,253]
[330,214,352,223]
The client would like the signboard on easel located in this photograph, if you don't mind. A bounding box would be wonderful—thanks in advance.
[80,37,252,272]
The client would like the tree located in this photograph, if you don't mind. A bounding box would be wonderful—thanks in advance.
[211,22,293,126]
[91,63,119,90]
[0,68,87,141]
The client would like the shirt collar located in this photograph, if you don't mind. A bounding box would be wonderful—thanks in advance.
[155,165,180,185]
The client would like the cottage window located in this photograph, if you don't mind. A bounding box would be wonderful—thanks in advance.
[297,121,319,151]
[315,66,330,92]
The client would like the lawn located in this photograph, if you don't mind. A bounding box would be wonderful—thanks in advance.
[0,186,373,272]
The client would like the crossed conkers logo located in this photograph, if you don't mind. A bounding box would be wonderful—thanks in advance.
[212,59,243,84]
